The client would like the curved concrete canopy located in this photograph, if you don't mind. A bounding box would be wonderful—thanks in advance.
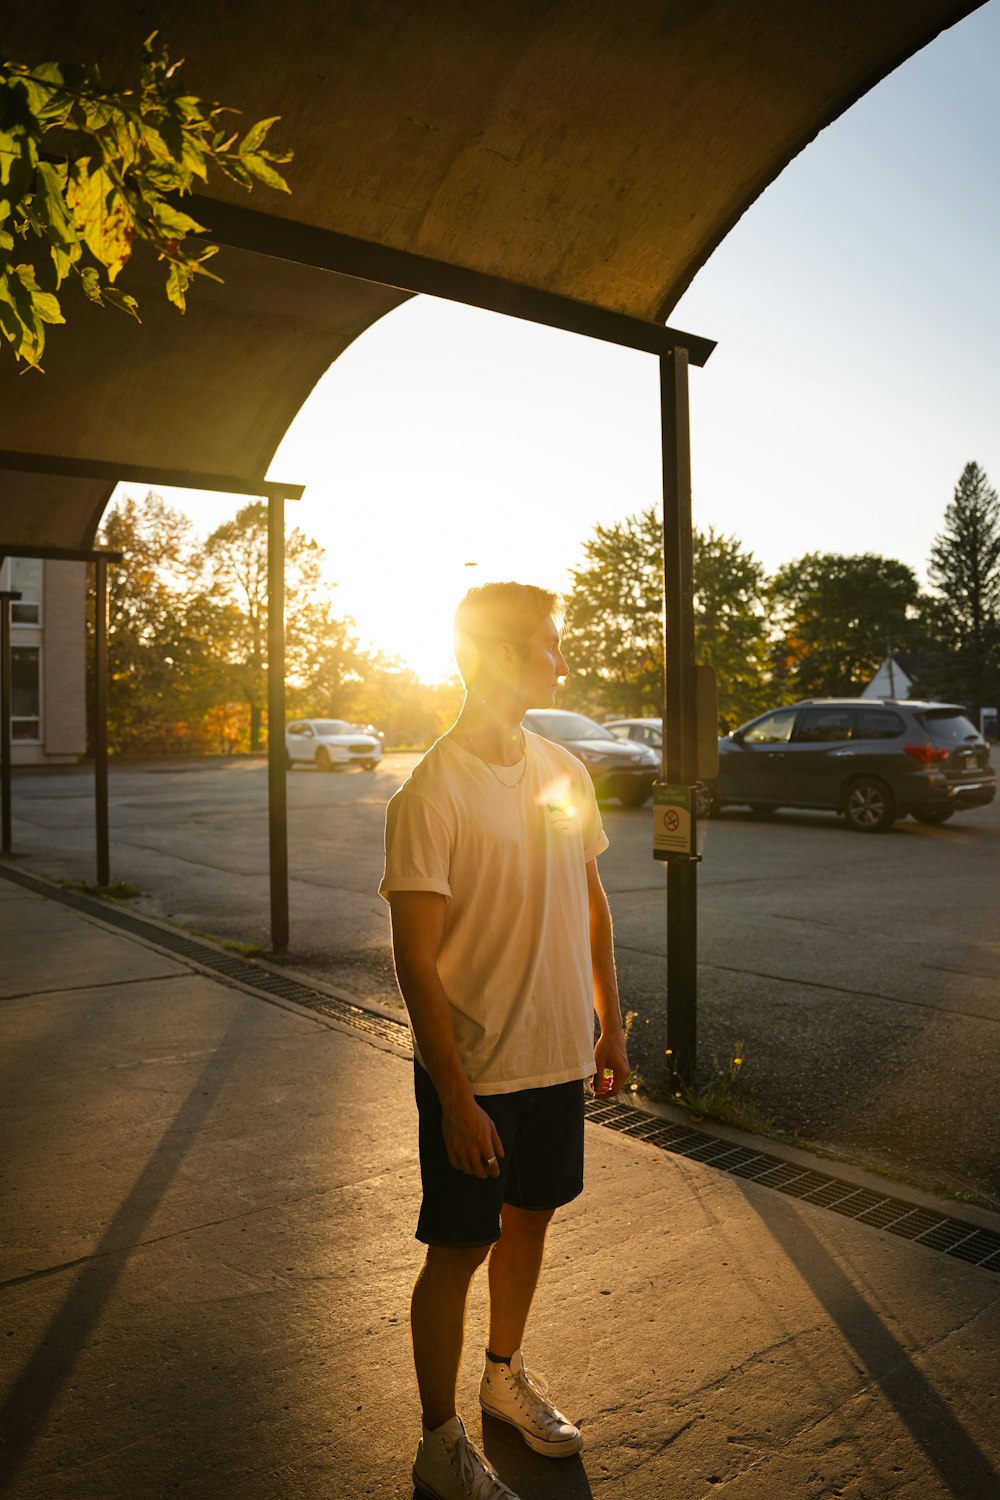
[0,0,985,552]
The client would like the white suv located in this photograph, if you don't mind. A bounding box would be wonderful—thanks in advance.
[285,719,382,772]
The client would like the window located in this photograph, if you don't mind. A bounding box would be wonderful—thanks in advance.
[919,709,980,744]
[796,708,853,743]
[855,709,905,740]
[11,646,40,739]
[743,710,796,745]
[10,558,42,624]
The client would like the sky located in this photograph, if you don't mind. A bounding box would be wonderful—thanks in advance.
[121,2,1000,683]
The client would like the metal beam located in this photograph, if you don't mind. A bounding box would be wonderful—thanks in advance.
[0,449,304,501]
[93,557,110,887]
[660,345,698,1084]
[0,546,123,563]
[0,591,21,857]
[188,195,718,367]
[267,494,290,954]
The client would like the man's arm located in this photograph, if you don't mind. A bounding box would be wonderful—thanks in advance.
[387,890,504,1179]
[586,859,630,1096]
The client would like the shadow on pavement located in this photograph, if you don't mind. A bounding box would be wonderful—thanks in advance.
[0,1006,254,1493]
[743,1188,999,1497]
[479,1414,595,1498]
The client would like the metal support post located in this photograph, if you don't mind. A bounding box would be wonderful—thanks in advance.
[660,346,698,1083]
[93,557,110,886]
[1,590,22,857]
[267,494,290,954]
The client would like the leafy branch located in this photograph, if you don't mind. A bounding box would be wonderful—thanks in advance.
[0,33,291,369]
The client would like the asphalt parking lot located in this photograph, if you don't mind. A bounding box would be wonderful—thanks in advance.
[9,754,1000,1202]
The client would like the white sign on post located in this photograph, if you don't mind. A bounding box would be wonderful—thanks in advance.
[652,783,694,860]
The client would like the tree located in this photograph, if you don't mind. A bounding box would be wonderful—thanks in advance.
[560,510,663,716]
[768,552,921,697]
[286,603,370,721]
[923,461,1000,716]
[90,490,223,752]
[0,35,290,367]
[692,528,771,725]
[559,507,771,724]
[197,501,325,751]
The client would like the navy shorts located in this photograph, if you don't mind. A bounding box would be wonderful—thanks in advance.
[413,1061,586,1247]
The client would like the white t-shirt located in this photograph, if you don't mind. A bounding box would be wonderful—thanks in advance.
[379,729,609,1093]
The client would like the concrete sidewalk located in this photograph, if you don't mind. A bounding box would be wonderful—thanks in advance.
[2,874,999,1500]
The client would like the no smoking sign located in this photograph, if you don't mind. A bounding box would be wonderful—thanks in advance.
[653,784,694,859]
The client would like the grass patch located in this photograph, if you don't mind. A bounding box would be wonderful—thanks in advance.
[636,1038,779,1136]
[189,929,270,959]
[623,1014,998,1212]
[58,878,142,902]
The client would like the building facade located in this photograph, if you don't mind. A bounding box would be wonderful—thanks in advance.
[2,557,87,766]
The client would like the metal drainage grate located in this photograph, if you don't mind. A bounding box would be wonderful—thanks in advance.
[583,1096,1000,1273]
[5,864,1000,1274]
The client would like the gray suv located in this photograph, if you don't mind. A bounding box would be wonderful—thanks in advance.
[523,709,659,807]
[710,699,995,832]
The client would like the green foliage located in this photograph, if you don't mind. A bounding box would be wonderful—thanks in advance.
[89,492,465,757]
[199,502,325,752]
[768,552,921,697]
[560,509,663,716]
[921,462,1000,715]
[692,528,772,725]
[0,35,290,367]
[559,507,771,725]
[88,492,223,754]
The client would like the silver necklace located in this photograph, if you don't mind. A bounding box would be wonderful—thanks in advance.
[469,728,528,789]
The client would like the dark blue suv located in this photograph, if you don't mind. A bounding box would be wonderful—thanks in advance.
[709,699,996,832]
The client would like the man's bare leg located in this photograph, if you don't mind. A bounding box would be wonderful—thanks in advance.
[411,1243,491,1430]
[487,1205,555,1358]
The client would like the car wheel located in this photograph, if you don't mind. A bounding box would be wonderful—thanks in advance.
[844,777,895,833]
[619,782,651,808]
[911,807,954,825]
[315,746,331,772]
[361,760,377,772]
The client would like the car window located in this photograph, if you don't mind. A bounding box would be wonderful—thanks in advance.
[314,720,350,735]
[287,723,303,735]
[608,725,633,740]
[918,709,981,743]
[526,712,615,741]
[795,708,853,743]
[743,710,796,745]
[855,709,905,740]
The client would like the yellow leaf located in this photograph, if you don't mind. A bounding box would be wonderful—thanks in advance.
[65,162,135,281]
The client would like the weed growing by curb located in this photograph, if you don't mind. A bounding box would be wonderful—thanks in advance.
[58,878,142,902]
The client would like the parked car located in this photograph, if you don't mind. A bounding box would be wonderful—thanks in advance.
[708,698,996,832]
[285,718,382,771]
[605,717,663,751]
[523,709,659,806]
[605,715,717,817]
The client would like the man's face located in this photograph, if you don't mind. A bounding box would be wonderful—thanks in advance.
[514,615,568,707]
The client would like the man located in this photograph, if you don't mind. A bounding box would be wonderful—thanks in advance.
[380,582,629,1500]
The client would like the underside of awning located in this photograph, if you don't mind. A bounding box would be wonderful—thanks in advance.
[0,0,985,549]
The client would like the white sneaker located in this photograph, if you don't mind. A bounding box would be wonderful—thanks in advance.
[479,1350,584,1458]
[413,1415,522,1499]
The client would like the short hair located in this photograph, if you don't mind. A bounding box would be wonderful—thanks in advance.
[454,582,559,687]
